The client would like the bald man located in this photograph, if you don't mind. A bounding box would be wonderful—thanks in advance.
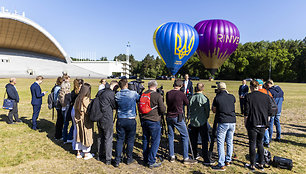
[5,78,22,124]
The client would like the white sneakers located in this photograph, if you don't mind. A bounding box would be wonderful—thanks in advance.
[83,153,94,160]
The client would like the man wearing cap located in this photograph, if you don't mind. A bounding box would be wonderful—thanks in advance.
[265,79,284,142]
[211,82,236,171]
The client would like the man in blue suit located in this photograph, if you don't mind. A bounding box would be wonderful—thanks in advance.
[238,80,249,114]
[181,74,193,118]
[30,76,47,130]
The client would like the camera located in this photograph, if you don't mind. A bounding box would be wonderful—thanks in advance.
[211,82,220,93]
[128,79,145,94]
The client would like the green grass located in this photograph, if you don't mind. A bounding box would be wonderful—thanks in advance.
[0,78,305,173]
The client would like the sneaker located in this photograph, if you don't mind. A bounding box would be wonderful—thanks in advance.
[274,138,281,142]
[76,152,83,159]
[255,163,264,171]
[149,162,162,169]
[225,162,232,166]
[245,163,255,172]
[183,158,198,164]
[212,165,226,171]
[16,120,23,123]
[114,163,119,167]
[203,159,215,166]
[170,156,175,163]
[263,143,270,148]
[84,153,94,160]
[105,160,111,165]
[64,139,74,144]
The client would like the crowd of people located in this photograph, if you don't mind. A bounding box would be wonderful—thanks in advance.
[3,75,284,171]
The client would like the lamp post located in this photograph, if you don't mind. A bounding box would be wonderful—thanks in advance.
[269,57,272,79]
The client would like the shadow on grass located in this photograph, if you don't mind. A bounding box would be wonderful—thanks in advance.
[281,123,306,132]
[282,132,306,138]
[19,116,76,156]
[0,114,9,124]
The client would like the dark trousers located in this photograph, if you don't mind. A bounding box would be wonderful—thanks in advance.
[8,102,20,123]
[32,104,41,129]
[142,119,161,165]
[239,98,245,114]
[62,109,74,141]
[97,120,114,162]
[247,127,265,166]
[115,118,136,164]
[54,108,64,139]
[190,123,209,162]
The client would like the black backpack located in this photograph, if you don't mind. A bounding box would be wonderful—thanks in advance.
[87,97,103,122]
[256,148,272,166]
[267,90,278,116]
[47,86,56,110]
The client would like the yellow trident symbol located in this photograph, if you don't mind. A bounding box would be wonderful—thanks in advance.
[174,31,195,59]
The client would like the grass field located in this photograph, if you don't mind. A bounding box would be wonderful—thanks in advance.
[0,78,305,174]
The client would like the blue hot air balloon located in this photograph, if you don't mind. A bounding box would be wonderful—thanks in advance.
[153,22,199,75]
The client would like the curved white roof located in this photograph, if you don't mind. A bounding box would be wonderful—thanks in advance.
[0,12,70,62]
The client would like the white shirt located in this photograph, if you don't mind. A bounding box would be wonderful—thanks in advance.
[99,84,105,91]
[184,80,188,93]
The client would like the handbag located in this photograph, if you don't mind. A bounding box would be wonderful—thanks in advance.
[2,91,14,110]
[272,156,293,170]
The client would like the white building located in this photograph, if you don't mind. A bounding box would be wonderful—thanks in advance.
[0,8,129,78]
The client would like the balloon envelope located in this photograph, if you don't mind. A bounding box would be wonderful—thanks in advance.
[153,22,199,75]
[194,19,240,75]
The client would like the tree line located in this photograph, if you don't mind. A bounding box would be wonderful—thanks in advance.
[131,37,306,82]
[72,37,306,82]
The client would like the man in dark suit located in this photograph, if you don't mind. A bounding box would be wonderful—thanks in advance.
[5,78,22,124]
[181,74,193,118]
[30,76,47,130]
[238,80,249,114]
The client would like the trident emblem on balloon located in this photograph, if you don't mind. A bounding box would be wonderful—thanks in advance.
[153,22,199,75]
[194,19,240,76]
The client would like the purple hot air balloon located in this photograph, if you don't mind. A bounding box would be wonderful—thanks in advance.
[194,19,240,75]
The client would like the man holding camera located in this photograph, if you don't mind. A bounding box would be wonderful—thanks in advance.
[140,80,166,168]
[166,80,197,164]
[189,83,214,165]
[211,82,236,171]
[114,78,140,167]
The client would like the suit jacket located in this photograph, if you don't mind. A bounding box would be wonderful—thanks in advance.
[30,82,45,105]
[180,80,193,97]
[238,84,249,97]
[5,83,19,103]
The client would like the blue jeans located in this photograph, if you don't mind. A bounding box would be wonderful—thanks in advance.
[269,114,281,140]
[216,123,235,167]
[142,119,161,165]
[115,118,136,164]
[167,117,189,159]
[62,109,74,141]
[264,129,270,144]
[32,105,41,129]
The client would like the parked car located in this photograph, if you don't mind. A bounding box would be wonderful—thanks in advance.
[107,75,117,79]
[190,76,200,81]
[129,76,137,79]
[156,76,168,80]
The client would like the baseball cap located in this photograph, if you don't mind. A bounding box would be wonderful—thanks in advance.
[256,79,264,86]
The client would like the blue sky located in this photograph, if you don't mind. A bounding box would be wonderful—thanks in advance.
[1,0,305,60]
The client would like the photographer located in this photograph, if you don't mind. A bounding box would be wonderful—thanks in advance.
[211,82,236,171]
[114,78,140,167]
[140,80,166,168]
[189,83,214,165]
[166,80,197,164]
